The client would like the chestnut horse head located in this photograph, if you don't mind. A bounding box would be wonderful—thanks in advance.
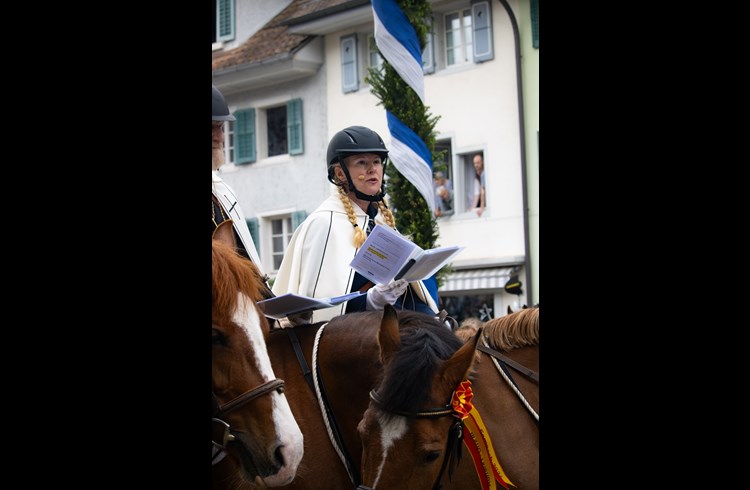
[212,240,303,488]
[357,305,539,490]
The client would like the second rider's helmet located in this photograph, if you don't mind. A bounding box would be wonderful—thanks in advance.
[212,84,236,122]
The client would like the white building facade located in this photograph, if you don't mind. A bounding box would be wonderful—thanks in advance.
[212,0,539,322]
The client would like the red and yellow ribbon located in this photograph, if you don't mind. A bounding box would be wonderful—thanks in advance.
[451,380,515,490]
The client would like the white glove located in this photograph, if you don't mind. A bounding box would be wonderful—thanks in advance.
[277,310,313,329]
[366,279,409,310]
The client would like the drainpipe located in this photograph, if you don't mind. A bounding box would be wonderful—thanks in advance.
[497,0,532,307]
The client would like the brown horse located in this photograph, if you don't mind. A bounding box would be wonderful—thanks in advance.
[357,306,539,490]
[265,308,457,489]
[265,312,385,489]
[212,240,304,488]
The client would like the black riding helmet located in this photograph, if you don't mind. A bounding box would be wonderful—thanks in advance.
[212,84,236,122]
[326,126,389,202]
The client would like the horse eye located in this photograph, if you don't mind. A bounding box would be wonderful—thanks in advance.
[423,450,441,464]
[212,329,226,346]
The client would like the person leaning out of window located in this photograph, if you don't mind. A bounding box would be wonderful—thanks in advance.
[470,153,486,217]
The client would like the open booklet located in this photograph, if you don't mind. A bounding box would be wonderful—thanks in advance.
[349,224,463,285]
[257,291,365,320]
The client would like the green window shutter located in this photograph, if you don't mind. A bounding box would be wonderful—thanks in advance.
[531,0,539,49]
[235,108,256,164]
[245,218,260,255]
[287,98,304,155]
[217,0,235,42]
[471,0,494,63]
[291,210,307,230]
[341,35,359,93]
[422,18,435,75]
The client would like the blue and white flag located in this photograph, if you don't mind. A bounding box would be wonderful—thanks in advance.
[373,0,434,214]
[385,111,434,214]
[372,0,425,104]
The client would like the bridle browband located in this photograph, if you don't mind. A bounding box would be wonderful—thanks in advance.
[368,390,454,418]
[211,361,285,465]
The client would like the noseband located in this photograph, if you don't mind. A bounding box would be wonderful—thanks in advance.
[211,375,285,465]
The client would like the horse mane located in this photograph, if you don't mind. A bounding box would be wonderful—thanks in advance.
[212,240,266,323]
[378,312,464,415]
[482,306,539,351]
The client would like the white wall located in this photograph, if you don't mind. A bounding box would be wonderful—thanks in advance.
[324,5,526,267]
[214,0,537,312]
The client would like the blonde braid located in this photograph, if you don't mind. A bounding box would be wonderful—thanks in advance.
[377,200,396,229]
[337,185,367,248]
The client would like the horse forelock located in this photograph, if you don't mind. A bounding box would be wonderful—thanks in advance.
[212,240,266,324]
[378,314,463,414]
[483,306,539,351]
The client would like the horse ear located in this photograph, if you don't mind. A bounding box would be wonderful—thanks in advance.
[378,304,401,366]
[213,220,237,249]
[437,327,481,397]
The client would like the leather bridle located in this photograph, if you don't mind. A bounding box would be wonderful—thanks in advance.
[211,364,285,465]
[357,390,463,490]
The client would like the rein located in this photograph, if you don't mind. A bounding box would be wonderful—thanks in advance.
[285,324,363,489]
[479,336,539,423]
[477,344,539,383]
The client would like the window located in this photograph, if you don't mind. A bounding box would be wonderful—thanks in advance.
[269,211,306,271]
[267,106,287,157]
[433,139,454,217]
[341,35,359,93]
[434,139,453,183]
[368,35,383,72]
[422,18,435,74]
[225,120,235,164]
[461,151,486,213]
[440,293,496,324]
[445,9,472,66]
[271,217,293,270]
[214,0,235,43]
[233,99,303,164]
[432,1,494,69]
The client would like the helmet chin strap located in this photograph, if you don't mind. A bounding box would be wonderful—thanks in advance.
[337,158,385,202]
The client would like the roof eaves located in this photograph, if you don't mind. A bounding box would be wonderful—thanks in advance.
[282,0,371,27]
[212,51,294,77]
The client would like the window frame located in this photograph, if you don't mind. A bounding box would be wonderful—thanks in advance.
[443,8,473,67]
[269,215,294,271]
[224,120,235,165]
[458,151,486,215]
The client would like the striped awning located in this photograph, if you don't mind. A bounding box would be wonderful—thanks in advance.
[440,267,516,293]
